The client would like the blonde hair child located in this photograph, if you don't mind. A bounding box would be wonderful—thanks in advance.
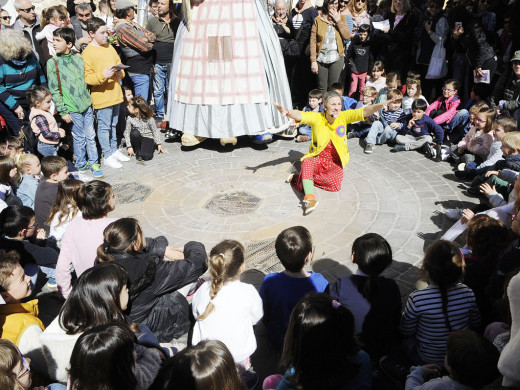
[192,240,263,368]
[14,154,41,209]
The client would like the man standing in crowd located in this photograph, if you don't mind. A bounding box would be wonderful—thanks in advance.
[70,3,93,52]
[145,0,179,124]
[13,0,44,64]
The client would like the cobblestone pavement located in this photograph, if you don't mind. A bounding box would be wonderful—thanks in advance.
[104,135,474,296]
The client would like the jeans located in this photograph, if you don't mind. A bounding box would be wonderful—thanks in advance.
[153,63,171,118]
[444,109,470,133]
[95,104,120,158]
[70,107,99,168]
[130,73,151,102]
[37,142,58,157]
[365,121,397,145]
[298,124,312,137]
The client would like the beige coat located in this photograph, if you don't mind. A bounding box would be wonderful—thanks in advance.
[310,15,351,62]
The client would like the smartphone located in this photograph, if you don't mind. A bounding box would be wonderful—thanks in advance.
[455,21,462,29]
[113,64,130,70]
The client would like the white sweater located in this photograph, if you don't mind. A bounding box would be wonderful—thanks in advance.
[192,280,263,363]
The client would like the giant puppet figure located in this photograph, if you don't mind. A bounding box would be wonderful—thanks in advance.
[165,0,293,147]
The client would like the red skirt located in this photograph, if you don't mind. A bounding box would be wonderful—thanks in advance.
[294,141,344,192]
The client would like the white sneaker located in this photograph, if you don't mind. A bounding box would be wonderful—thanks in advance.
[104,154,123,169]
[445,208,463,220]
[457,163,466,171]
[114,149,130,162]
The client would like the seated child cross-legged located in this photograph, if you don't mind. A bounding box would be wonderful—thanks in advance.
[274,92,396,215]
[346,86,377,140]
[259,226,328,349]
[425,79,462,133]
[364,89,406,154]
[296,89,323,143]
[394,99,444,159]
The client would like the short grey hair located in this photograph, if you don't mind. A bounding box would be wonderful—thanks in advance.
[75,3,92,12]
[14,0,32,10]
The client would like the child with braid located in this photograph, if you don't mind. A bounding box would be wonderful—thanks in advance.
[400,240,481,367]
[192,240,263,371]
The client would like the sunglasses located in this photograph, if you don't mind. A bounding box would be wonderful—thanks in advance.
[17,357,30,379]
[513,60,520,66]
[17,6,35,12]
[356,0,367,2]
[1,15,11,20]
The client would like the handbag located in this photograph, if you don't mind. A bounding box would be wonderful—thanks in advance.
[282,26,304,59]
[426,39,448,79]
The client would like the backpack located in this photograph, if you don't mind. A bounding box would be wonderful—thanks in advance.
[20,115,44,154]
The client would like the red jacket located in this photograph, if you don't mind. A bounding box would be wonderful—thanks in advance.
[425,95,460,125]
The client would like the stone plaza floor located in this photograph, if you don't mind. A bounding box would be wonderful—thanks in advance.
[101,134,477,380]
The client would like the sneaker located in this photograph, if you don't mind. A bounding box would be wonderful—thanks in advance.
[104,154,123,169]
[279,126,297,139]
[435,144,442,161]
[46,277,57,289]
[347,132,357,139]
[379,356,409,389]
[90,163,104,178]
[286,173,295,183]
[454,170,470,179]
[78,163,90,173]
[296,135,309,143]
[303,196,319,215]
[252,133,273,144]
[457,162,466,171]
[364,143,374,154]
[445,207,463,220]
[114,149,130,162]
[393,144,406,152]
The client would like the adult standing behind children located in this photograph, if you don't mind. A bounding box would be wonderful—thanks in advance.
[82,17,131,170]
[114,0,156,102]
[145,0,177,124]
[275,92,400,215]
[47,28,103,178]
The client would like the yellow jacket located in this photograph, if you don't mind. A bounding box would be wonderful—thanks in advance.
[310,15,352,62]
[300,108,365,168]
[81,44,125,109]
[0,299,44,346]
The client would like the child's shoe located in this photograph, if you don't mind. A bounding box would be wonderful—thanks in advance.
[104,154,123,169]
[251,133,273,144]
[445,207,463,220]
[46,277,57,289]
[347,132,356,139]
[296,135,309,143]
[424,143,437,159]
[90,163,104,178]
[114,149,131,162]
[364,143,374,154]
[78,163,90,173]
[303,194,318,215]
[393,145,406,152]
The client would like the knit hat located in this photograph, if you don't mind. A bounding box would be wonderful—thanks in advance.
[511,50,520,63]
[115,0,136,10]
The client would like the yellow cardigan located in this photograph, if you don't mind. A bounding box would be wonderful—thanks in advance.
[310,15,352,63]
[300,108,365,168]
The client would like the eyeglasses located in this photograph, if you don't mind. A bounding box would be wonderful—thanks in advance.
[356,0,367,2]
[473,117,486,123]
[442,87,455,92]
[1,16,11,20]
[17,357,30,379]
[17,6,35,12]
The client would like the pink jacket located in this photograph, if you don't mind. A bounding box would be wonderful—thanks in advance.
[457,126,494,159]
[425,95,460,125]
[56,216,116,298]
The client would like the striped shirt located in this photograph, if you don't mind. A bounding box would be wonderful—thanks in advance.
[400,283,480,366]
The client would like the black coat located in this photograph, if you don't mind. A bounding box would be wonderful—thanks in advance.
[96,237,208,342]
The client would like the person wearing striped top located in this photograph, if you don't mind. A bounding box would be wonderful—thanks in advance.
[400,240,480,367]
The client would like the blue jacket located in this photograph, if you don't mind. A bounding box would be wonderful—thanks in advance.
[17,174,39,209]
[400,114,444,144]
[341,96,358,111]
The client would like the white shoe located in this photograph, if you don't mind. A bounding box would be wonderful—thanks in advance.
[445,208,463,220]
[114,149,130,162]
[104,154,123,169]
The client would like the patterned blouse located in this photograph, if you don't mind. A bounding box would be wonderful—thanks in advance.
[124,116,162,147]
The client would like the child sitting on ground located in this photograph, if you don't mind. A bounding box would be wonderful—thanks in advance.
[125,96,166,161]
[331,82,358,111]
[365,61,386,93]
[402,77,428,115]
[34,156,69,234]
[393,99,444,158]
[364,89,406,154]
[400,240,480,367]
[374,72,400,104]
[0,156,21,206]
[260,226,328,349]
[192,240,263,370]
[450,106,495,167]
[425,79,462,133]
[274,92,396,214]
[14,154,41,209]
[346,86,377,139]
[297,89,323,143]
[405,330,499,389]
[328,233,401,360]
[27,86,66,157]
[0,137,24,161]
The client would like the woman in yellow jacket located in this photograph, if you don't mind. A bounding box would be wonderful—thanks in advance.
[275,92,398,214]
[310,0,352,93]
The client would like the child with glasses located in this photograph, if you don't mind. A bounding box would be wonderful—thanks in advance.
[425,79,462,132]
